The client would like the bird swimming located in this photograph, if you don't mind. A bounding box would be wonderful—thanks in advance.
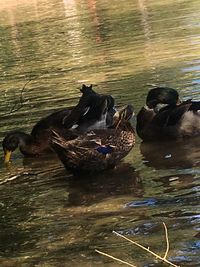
[51,104,135,173]
[136,87,200,141]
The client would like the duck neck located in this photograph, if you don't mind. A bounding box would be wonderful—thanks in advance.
[15,131,35,156]
[136,106,155,136]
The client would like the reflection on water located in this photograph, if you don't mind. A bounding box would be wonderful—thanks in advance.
[140,138,200,169]
[0,0,200,266]
[67,163,142,206]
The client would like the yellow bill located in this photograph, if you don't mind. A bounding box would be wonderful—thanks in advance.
[4,150,12,163]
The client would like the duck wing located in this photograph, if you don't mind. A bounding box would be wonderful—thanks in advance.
[51,128,135,172]
[52,130,114,152]
[62,85,108,128]
[62,86,115,131]
[153,101,199,127]
[188,101,200,112]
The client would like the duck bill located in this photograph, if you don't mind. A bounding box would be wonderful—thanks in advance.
[4,150,12,163]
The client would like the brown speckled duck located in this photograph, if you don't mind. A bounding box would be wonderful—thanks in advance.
[51,105,135,173]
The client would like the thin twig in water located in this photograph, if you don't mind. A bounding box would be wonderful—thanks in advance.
[0,172,35,185]
[9,79,32,114]
[0,166,64,186]
[146,83,157,87]
[0,175,19,185]
[163,222,170,260]
[95,249,137,267]
[113,230,180,267]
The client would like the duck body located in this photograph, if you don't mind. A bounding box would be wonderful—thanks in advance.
[52,105,135,173]
[31,108,72,138]
[136,87,200,141]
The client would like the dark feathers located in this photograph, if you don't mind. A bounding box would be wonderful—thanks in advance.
[62,84,116,131]
[137,87,200,141]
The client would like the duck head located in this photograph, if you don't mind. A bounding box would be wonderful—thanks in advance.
[2,131,31,163]
[2,132,20,163]
[112,105,134,129]
[146,87,180,110]
[119,104,134,121]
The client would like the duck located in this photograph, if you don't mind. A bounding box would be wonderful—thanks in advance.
[62,84,116,132]
[51,104,135,173]
[2,84,115,163]
[2,108,72,163]
[136,87,200,141]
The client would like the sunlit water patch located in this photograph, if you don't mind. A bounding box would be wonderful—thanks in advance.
[0,0,199,266]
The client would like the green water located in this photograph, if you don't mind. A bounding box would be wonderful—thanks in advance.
[0,0,200,266]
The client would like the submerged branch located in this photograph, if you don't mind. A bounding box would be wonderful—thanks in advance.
[95,223,180,267]
[113,230,179,267]
[163,222,170,260]
[0,165,63,186]
[0,171,36,185]
[7,79,32,115]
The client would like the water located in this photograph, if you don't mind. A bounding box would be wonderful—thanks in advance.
[0,0,200,266]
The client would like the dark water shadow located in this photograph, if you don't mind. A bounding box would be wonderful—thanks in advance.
[140,137,200,170]
[0,161,143,266]
[66,163,143,207]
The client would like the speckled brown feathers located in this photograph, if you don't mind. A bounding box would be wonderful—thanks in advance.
[51,105,135,173]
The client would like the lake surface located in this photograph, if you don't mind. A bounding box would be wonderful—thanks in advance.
[0,0,200,266]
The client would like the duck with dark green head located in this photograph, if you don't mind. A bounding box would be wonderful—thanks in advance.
[51,104,135,173]
[2,84,116,163]
[2,108,72,163]
[136,87,200,141]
